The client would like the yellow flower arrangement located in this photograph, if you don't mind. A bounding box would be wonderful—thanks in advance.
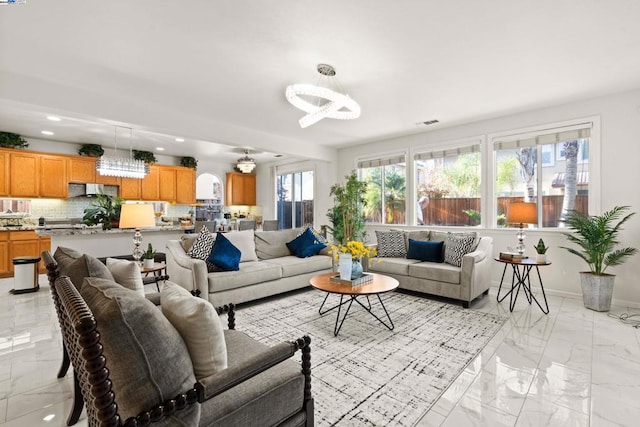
[329,240,377,261]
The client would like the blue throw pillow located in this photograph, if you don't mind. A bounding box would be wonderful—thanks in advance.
[207,233,241,271]
[406,239,444,263]
[286,227,327,258]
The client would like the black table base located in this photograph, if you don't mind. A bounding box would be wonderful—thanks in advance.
[497,262,549,314]
[318,292,395,336]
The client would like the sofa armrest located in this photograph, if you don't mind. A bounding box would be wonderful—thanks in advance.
[166,240,209,296]
[460,237,493,302]
[196,335,310,401]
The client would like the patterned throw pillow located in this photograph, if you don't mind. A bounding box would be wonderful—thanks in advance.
[375,230,407,257]
[187,226,215,260]
[444,232,477,267]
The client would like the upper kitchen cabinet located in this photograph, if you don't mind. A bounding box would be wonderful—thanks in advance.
[226,172,256,206]
[158,166,177,202]
[69,156,120,186]
[119,177,141,200]
[140,165,160,200]
[0,151,8,196]
[40,154,68,198]
[176,168,195,204]
[9,151,39,197]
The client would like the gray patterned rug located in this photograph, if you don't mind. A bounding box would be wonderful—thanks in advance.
[236,289,506,426]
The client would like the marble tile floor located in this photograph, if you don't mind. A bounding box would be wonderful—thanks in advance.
[0,276,639,426]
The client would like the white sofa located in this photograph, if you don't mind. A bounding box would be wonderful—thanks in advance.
[366,230,493,308]
[166,228,333,306]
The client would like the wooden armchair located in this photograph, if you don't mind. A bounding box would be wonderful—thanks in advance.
[45,252,313,426]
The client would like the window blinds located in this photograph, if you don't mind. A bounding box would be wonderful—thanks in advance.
[414,144,480,161]
[357,154,406,169]
[493,123,591,150]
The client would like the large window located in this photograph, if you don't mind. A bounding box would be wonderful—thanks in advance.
[414,144,481,226]
[358,155,406,225]
[276,170,314,229]
[493,124,590,228]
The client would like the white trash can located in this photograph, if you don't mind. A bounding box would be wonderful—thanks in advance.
[10,256,41,294]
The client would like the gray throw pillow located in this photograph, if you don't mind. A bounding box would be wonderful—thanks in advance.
[60,254,114,290]
[375,230,407,258]
[444,232,477,267]
[80,277,200,426]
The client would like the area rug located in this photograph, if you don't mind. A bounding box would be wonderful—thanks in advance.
[235,290,507,426]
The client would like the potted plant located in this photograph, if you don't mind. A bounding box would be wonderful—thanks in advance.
[180,156,198,169]
[82,194,124,230]
[0,131,28,149]
[533,238,549,263]
[560,206,638,312]
[133,150,157,164]
[142,243,156,268]
[326,171,368,245]
[78,144,104,157]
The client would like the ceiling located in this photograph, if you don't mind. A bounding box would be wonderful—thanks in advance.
[1,1,640,164]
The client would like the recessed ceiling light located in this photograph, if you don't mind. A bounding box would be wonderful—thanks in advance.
[274,154,283,158]
[46,116,61,122]
[416,119,439,126]
[41,130,54,136]
[175,138,184,142]
[156,147,165,151]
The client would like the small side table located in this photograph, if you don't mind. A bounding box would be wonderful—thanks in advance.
[140,262,168,292]
[495,257,550,314]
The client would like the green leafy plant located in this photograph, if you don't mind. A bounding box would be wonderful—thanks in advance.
[78,144,104,157]
[143,243,156,260]
[180,156,198,169]
[560,206,637,275]
[82,194,123,230]
[132,150,157,164]
[533,238,548,254]
[326,171,368,244]
[0,131,28,149]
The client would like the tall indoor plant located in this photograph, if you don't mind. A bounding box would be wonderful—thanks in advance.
[560,205,637,311]
[326,171,368,244]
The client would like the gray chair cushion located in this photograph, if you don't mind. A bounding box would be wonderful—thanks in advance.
[199,330,304,427]
[80,277,200,426]
[58,253,114,290]
[254,228,303,260]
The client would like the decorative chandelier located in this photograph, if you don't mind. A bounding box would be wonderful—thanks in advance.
[285,64,361,128]
[236,149,256,173]
[96,126,150,179]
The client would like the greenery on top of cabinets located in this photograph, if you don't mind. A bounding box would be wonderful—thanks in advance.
[133,150,157,164]
[180,156,198,169]
[0,132,28,149]
[78,144,104,157]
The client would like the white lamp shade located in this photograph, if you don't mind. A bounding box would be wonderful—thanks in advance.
[119,204,156,229]
[506,202,537,224]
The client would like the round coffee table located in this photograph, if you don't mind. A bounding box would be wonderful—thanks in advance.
[310,272,399,336]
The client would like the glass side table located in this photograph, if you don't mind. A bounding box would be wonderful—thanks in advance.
[495,257,550,314]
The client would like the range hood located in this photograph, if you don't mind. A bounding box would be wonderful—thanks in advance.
[69,183,105,197]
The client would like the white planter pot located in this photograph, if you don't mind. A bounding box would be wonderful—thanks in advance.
[535,254,547,263]
[580,272,615,312]
[143,258,155,269]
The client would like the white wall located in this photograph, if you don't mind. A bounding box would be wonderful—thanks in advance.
[337,89,640,307]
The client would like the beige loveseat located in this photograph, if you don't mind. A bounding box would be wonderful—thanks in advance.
[166,228,333,306]
[367,229,493,308]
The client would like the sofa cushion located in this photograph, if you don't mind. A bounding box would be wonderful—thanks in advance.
[199,329,303,426]
[53,246,83,268]
[224,229,259,262]
[80,277,200,426]
[187,226,215,260]
[375,230,407,257]
[208,233,241,271]
[407,239,444,263]
[59,253,115,290]
[161,281,228,379]
[106,258,145,297]
[368,257,420,275]
[408,261,461,285]
[429,230,449,243]
[404,229,430,251]
[254,228,304,260]
[444,232,477,267]
[265,255,332,277]
[207,261,283,292]
[180,233,200,253]
[286,227,327,258]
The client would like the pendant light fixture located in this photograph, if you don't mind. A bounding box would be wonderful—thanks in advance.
[96,126,150,179]
[236,149,256,173]
[285,64,361,128]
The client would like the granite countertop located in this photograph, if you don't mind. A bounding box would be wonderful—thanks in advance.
[34,225,194,236]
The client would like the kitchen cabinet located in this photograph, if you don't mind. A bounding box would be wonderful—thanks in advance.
[176,168,195,204]
[119,177,141,200]
[40,154,68,198]
[0,232,8,276]
[226,172,256,206]
[141,165,160,200]
[159,166,177,202]
[9,151,39,197]
[2,231,50,277]
[0,151,8,196]
[68,156,120,186]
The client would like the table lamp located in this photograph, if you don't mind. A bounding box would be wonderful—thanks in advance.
[119,203,156,263]
[506,202,537,255]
